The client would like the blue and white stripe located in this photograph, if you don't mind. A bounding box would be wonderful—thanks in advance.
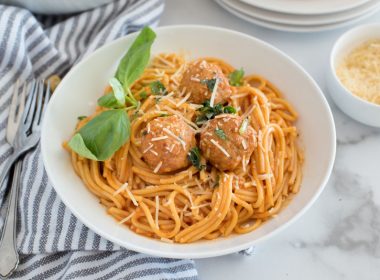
[0,0,198,278]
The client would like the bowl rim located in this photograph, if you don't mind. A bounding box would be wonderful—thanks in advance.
[41,24,336,258]
[329,23,380,109]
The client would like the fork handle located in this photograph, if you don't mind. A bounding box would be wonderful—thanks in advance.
[0,161,22,277]
[0,145,35,193]
[0,153,18,194]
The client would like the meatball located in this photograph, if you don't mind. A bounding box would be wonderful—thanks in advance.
[199,115,256,171]
[179,60,232,105]
[141,115,196,174]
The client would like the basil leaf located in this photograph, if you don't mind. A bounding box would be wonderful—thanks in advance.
[68,109,130,161]
[200,78,217,92]
[188,147,205,170]
[115,26,156,89]
[215,128,227,140]
[97,93,123,108]
[109,77,125,107]
[150,81,167,95]
[139,91,148,99]
[224,106,236,114]
[68,133,98,160]
[77,115,87,121]
[229,68,245,86]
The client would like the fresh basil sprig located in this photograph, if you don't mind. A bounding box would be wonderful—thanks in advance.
[68,109,130,161]
[229,68,244,86]
[69,26,156,161]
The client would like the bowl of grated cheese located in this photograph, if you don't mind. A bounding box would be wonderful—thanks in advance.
[327,23,380,127]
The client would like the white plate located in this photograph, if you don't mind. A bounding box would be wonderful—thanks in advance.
[41,25,336,259]
[223,0,380,26]
[240,0,370,15]
[217,0,380,32]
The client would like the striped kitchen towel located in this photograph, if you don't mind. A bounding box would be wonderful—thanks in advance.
[0,0,198,279]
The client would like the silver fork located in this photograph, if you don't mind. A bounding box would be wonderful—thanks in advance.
[0,80,50,278]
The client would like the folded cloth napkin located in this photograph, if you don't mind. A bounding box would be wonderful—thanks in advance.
[0,0,198,279]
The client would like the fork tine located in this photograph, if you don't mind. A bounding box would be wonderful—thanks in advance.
[23,80,37,127]
[40,81,51,123]
[33,81,51,130]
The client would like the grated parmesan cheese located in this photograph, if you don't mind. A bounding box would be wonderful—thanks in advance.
[113,182,129,196]
[118,211,135,224]
[153,161,163,173]
[151,135,169,141]
[191,203,211,210]
[210,139,230,158]
[163,128,186,149]
[126,188,138,206]
[336,39,380,105]
[155,196,159,229]
[176,92,191,107]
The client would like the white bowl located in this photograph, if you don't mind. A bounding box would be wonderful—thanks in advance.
[41,25,336,259]
[326,23,380,127]
[0,0,113,14]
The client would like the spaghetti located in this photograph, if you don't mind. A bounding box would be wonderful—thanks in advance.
[64,53,303,243]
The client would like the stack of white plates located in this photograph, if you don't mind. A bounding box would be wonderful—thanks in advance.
[216,0,380,32]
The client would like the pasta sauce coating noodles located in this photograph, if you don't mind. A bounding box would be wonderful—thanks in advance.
[64,53,303,243]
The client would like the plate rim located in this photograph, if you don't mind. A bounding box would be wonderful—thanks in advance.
[41,25,336,258]
[221,0,380,26]
[239,0,371,15]
[216,0,380,32]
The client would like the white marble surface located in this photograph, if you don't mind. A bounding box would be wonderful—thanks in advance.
[160,1,380,279]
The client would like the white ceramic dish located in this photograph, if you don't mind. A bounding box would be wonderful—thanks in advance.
[0,0,113,14]
[240,0,370,15]
[216,0,380,33]
[327,23,380,127]
[222,0,380,26]
[41,25,336,259]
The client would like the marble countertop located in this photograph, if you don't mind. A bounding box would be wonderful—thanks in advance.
[160,1,380,279]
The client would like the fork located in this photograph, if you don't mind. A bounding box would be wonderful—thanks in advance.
[0,80,50,278]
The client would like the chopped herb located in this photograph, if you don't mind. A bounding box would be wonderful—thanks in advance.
[187,147,205,170]
[159,113,169,117]
[215,128,227,140]
[229,68,245,86]
[195,100,236,126]
[200,78,217,92]
[77,115,87,121]
[142,130,148,136]
[150,81,167,95]
[223,106,236,114]
[139,91,148,99]
[239,118,249,135]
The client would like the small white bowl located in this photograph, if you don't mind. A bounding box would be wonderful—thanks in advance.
[327,23,380,127]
